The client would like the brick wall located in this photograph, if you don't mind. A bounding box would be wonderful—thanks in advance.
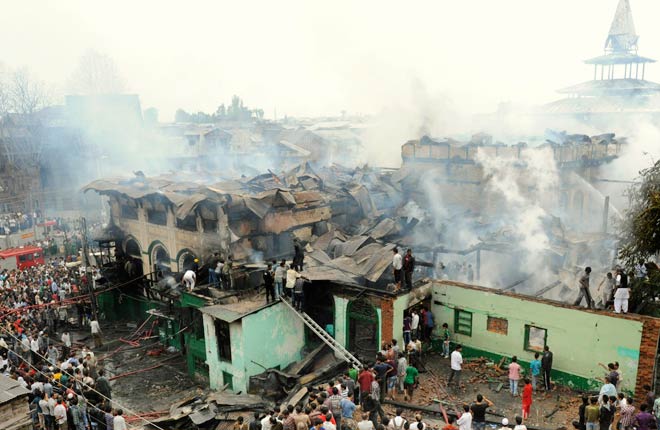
[634,318,660,402]
[380,298,394,344]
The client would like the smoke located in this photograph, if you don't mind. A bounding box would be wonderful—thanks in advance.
[357,78,471,168]
[476,146,559,269]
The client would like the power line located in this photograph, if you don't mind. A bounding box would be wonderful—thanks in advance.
[0,324,167,430]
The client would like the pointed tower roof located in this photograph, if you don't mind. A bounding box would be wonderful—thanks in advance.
[605,0,638,53]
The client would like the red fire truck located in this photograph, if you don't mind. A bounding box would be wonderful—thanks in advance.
[0,246,45,271]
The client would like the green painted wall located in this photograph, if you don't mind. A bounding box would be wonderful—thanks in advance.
[431,282,644,392]
[98,289,208,379]
[203,302,305,392]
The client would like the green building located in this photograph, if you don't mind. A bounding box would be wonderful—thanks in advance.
[200,298,306,392]
[97,288,211,380]
[430,280,660,398]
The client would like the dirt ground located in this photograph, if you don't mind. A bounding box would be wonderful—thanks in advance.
[382,353,580,429]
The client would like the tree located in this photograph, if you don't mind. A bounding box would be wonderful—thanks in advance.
[618,160,660,267]
[9,68,51,115]
[67,49,126,95]
[618,160,660,315]
[216,103,226,118]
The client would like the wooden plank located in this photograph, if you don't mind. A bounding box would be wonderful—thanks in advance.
[288,344,329,375]
[286,387,309,407]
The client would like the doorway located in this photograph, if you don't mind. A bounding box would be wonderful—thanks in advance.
[347,298,378,362]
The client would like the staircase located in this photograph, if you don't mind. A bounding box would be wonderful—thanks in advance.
[280,298,362,370]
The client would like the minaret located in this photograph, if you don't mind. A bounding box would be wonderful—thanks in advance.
[557,0,660,97]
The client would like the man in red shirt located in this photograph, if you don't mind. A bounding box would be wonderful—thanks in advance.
[357,367,374,406]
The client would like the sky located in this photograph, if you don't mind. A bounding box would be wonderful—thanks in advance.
[3,0,660,121]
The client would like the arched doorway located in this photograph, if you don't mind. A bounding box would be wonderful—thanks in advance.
[151,243,171,276]
[177,250,197,272]
[125,237,142,259]
[347,299,379,361]
[123,237,144,278]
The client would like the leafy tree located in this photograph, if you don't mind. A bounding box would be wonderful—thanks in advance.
[618,160,660,315]
[618,160,660,267]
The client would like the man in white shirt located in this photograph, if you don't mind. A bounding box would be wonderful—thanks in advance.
[182,269,196,291]
[30,335,39,364]
[357,413,375,430]
[114,409,128,430]
[61,331,71,359]
[456,405,472,430]
[260,410,273,430]
[448,345,463,387]
[53,399,67,430]
[411,311,420,339]
[388,409,406,430]
[90,319,103,348]
[286,264,300,299]
[392,248,403,291]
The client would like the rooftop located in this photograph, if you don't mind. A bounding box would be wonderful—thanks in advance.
[557,78,660,96]
[0,374,30,405]
[199,296,279,322]
[432,279,656,323]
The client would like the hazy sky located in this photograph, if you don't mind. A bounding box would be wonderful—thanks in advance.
[4,0,660,121]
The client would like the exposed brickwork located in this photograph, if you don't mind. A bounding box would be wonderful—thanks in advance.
[380,298,394,344]
[635,318,660,402]
[486,316,509,335]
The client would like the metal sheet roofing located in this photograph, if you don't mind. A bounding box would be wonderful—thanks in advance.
[0,375,30,405]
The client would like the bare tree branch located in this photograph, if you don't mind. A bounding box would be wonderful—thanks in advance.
[67,49,126,95]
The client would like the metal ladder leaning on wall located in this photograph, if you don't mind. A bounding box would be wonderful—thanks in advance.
[280,297,362,370]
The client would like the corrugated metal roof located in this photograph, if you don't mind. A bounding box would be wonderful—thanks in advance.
[0,375,30,405]
[200,299,278,322]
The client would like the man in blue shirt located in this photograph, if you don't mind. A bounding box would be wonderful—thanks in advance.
[530,352,541,392]
[340,395,357,429]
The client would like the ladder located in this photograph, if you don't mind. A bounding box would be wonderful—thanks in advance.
[280,297,362,370]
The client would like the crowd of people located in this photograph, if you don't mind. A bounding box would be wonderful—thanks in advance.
[574,262,657,314]
[0,257,126,430]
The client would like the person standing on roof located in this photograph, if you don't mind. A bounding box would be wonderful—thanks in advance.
[614,267,630,314]
[403,249,415,290]
[392,248,403,292]
[274,260,286,300]
[209,252,220,287]
[293,239,305,272]
[286,264,300,300]
[574,267,593,309]
[264,263,276,304]
[222,259,233,290]
[293,276,306,311]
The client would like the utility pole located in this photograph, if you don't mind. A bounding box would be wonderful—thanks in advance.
[81,217,98,320]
